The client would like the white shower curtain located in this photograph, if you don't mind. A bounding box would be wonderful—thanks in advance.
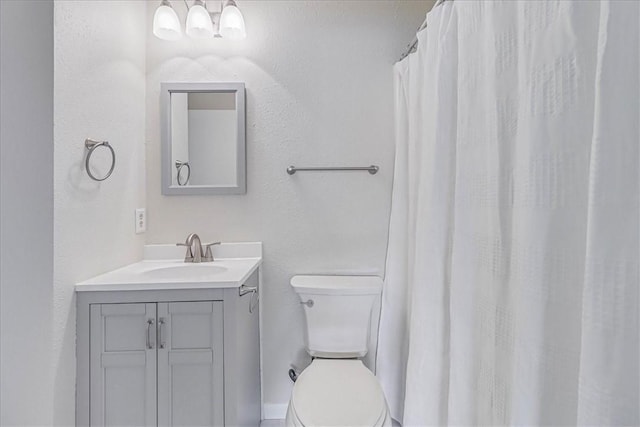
[377,1,639,425]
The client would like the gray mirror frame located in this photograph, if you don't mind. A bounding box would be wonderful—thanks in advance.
[161,82,246,195]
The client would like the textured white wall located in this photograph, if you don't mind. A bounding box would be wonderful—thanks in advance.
[0,1,54,425]
[145,0,432,415]
[53,1,147,424]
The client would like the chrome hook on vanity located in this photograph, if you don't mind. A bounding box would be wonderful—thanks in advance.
[239,284,259,313]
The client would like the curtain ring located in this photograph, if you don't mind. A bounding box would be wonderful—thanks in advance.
[175,160,191,186]
[85,139,115,181]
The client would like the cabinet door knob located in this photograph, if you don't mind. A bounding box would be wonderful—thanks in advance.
[146,319,155,349]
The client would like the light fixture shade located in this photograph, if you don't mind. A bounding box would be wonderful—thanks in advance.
[219,1,246,40]
[186,1,215,39]
[153,2,182,41]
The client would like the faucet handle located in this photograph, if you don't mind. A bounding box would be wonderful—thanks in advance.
[176,242,194,262]
[202,242,221,262]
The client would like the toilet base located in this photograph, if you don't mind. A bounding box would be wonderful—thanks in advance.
[284,359,391,427]
[285,402,392,427]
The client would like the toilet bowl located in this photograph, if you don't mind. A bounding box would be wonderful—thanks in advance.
[286,359,391,427]
[286,275,390,427]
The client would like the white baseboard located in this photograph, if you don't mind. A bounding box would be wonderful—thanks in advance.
[263,403,288,420]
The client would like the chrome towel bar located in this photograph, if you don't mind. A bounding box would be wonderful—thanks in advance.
[286,165,379,175]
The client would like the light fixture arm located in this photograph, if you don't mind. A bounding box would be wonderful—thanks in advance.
[169,0,225,13]
[193,0,206,8]
[210,12,222,37]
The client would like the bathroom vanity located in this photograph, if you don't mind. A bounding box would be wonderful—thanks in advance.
[75,243,262,427]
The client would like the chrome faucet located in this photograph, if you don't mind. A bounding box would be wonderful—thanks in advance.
[177,233,221,263]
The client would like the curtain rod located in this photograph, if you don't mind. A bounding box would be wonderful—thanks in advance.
[397,0,450,62]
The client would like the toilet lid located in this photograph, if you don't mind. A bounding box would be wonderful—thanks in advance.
[290,359,387,427]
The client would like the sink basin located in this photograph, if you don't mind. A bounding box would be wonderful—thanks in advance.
[141,264,228,281]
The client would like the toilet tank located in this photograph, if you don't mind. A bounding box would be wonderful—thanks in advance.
[290,275,382,358]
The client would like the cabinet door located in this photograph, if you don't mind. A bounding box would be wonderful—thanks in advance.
[90,303,157,427]
[157,301,224,427]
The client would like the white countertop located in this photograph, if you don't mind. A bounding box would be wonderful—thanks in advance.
[75,242,262,292]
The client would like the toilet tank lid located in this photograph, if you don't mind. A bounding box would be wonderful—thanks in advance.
[290,275,382,295]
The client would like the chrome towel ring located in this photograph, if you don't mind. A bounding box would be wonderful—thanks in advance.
[175,160,191,186]
[85,138,115,181]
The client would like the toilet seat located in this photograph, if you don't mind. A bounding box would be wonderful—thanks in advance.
[287,359,390,427]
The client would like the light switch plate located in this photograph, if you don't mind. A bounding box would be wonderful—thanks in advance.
[135,208,146,234]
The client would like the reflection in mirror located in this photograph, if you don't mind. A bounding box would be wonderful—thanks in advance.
[161,82,246,195]
[171,92,237,187]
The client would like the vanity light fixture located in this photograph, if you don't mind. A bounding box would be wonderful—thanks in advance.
[153,0,246,41]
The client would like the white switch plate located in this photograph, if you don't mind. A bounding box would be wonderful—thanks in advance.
[135,208,146,234]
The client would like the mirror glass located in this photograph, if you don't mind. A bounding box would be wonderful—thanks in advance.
[161,82,246,195]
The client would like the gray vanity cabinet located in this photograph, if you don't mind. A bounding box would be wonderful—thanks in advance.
[89,301,224,427]
[77,269,261,427]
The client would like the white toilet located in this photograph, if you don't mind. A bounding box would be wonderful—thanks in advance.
[286,275,391,427]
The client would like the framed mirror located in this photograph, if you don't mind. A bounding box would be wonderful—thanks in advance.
[161,82,246,195]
